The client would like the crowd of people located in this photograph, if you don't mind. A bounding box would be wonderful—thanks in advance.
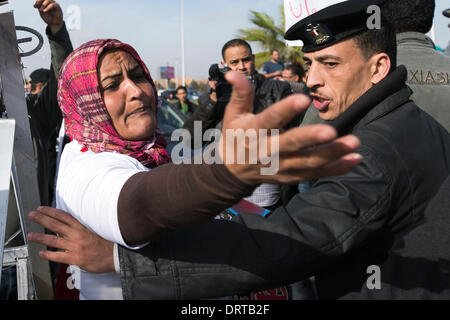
[1,0,449,301]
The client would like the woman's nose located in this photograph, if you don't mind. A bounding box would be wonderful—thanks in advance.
[123,78,143,98]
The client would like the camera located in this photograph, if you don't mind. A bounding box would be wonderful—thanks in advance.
[208,64,232,104]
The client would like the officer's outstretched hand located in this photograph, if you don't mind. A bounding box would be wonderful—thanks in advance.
[28,207,115,274]
[221,71,363,185]
[34,0,63,34]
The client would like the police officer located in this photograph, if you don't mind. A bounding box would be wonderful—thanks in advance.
[301,0,450,131]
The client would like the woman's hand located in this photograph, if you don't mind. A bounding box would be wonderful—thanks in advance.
[28,207,116,274]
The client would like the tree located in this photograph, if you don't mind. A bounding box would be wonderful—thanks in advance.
[237,5,303,69]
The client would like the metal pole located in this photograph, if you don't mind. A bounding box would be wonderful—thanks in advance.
[175,60,179,88]
[181,0,186,86]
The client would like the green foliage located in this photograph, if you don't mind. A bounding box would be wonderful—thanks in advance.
[237,4,304,69]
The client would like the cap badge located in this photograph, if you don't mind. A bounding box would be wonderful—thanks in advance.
[305,23,332,46]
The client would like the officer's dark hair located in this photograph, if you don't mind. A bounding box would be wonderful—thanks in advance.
[221,39,253,59]
[176,85,187,94]
[382,0,435,34]
[352,21,397,73]
[284,63,306,82]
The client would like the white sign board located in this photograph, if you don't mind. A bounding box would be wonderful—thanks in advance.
[0,119,15,286]
[284,0,346,46]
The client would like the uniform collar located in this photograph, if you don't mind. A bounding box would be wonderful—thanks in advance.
[329,65,410,136]
[396,32,436,50]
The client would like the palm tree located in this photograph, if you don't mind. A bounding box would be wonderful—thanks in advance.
[237,5,304,69]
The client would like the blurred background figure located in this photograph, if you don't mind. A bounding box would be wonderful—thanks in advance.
[278,62,307,94]
[261,49,284,79]
[28,68,49,95]
[382,0,450,131]
[174,85,196,117]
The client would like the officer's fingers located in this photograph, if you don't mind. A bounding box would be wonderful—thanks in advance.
[35,206,81,228]
[254,94,311,130]
[28,211,71,237]
[271,152,362,184]
[276,124,339,154]
[223,71,254,121]
[288,135,362,169]
[298,153,364,181]
[38,250,74,266]
[27,232,69,251]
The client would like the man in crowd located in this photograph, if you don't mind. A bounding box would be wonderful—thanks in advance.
[261,49,285,79]
[174,86,196,117]
[183,39,298,210]
[277,62,307,94]
[28,0,450,299]
[183,39,293,138]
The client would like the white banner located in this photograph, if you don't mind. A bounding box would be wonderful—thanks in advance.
[284,0,346,46]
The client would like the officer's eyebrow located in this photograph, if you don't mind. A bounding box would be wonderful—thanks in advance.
[315,55,343,63]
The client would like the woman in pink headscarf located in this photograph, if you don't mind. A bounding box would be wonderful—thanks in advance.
[55,39,256,300]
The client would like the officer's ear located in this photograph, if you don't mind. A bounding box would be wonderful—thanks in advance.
[221,61,226,67]
[369,53,391,85]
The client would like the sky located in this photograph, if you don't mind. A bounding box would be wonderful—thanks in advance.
[1,0,449,81]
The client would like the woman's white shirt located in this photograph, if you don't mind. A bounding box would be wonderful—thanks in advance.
[56,140,149,300]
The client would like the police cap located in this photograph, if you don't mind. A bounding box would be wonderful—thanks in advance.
[285,0,386,53]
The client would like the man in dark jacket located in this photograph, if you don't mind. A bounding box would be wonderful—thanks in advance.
[183,39,293,139]
[26,0,74,206]
[27,0,450,300]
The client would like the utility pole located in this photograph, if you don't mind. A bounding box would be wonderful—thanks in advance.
[180,0,186,86]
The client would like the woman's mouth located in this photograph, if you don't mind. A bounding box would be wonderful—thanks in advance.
[126,106,149,120]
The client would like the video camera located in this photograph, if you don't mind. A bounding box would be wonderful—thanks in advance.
[208,64,232,104]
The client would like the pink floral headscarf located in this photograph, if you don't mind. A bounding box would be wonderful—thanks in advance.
[57,39,170,168]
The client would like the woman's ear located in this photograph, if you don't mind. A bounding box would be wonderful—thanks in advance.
[370,53,391,85]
